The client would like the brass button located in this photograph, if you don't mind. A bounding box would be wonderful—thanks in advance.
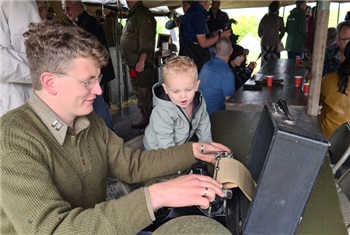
[71,136,76,141]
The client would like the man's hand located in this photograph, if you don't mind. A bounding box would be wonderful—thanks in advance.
[248,62,257,70]
[220,29,231,39]
[193,142,231,164]
[135,53,147,73]
[148,174,224,211]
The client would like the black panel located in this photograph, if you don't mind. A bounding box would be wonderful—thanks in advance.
[242,104,329,235]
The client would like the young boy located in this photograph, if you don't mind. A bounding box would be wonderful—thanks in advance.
[143,56,212,150]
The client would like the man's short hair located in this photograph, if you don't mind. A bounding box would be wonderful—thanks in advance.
[23,20,109,90]
[337,21,350,35]
[295,1,306,8]
[182,1,193,6]
[61,0,85,10]
[36,1,48,10]
[269,1,280,14]
[215,38,233,57]
[162,56,198,82]
[327,27,337,41]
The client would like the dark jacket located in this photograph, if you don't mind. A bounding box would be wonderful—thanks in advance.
[206,8,229,33]
[285,7,307,53]
[258,13,285,46]
[76,10,115,85]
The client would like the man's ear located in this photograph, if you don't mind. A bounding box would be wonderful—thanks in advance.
[162,82,169,94]
[41,72,57,95]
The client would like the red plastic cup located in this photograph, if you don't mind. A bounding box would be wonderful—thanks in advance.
[294,76,302,88]
[266,75,273,87]
[296,56,301,66]
[129,69,138,79]
[303,83,309,96]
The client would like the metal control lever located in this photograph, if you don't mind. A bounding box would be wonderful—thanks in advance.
[206,152,234,217]
[277,98,294,121]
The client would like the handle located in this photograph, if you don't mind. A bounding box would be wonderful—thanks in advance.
[277,98,293,121]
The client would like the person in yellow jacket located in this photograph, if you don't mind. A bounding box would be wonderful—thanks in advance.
[321,42,350,138]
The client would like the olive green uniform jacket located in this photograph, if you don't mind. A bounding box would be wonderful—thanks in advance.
[0,93,197,235]
[120,2,156,67]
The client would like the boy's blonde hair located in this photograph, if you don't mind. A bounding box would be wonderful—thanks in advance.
[162,56,198,83]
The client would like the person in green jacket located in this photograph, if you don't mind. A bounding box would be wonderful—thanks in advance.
[0,20,231,235]
[285,0,308,59]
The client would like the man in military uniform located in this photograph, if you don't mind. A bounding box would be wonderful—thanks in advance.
[120,0,156,129]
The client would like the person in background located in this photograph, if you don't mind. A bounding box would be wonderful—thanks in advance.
[326,27,337,49]
[285,0,307,59]
[105,11,116,46]
[304,6,316,60]
[198,38,234,115]
[165,1,192,30]
[258,0,285,66]
[180,0,231,72]
[229,44,246,90]
[344,11,350,21]
[323,21,350,76]
[105,11,122,47]
[62,0,116,131]
[120,0,156,130]
[165,1,193,55]
[94,9,105,24]
[0,20,231,235]
[0,0,41,117]
[143,56,212,150]
[305,5,312,19]
[47,6,56,20]
[206,0,229,34]
[36,0,48,20]
[234,47,256,89]
[321,41,350,138]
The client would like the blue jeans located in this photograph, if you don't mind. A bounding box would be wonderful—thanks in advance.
[93,84,115,131]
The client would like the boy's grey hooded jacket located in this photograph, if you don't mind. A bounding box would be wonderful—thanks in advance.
[143,82,212,150]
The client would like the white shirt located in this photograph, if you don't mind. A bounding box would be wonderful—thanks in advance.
[0,0,41,116]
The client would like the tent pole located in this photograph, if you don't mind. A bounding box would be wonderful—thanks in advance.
[307,1,330,116]
[337,2,340,25]
[115,3,124,115]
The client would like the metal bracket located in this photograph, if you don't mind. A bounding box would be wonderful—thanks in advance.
[206,152,234,217]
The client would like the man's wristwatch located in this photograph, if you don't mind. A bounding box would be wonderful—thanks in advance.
[218,29,223,39]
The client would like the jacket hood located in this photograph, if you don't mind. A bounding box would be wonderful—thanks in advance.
[152,82,202,114]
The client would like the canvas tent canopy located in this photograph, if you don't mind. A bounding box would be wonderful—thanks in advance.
[83,0,300,11]
[82,0,349,10]
[81,1,344,18]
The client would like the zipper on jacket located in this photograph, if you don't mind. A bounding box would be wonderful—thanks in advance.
[178,107,192,143]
